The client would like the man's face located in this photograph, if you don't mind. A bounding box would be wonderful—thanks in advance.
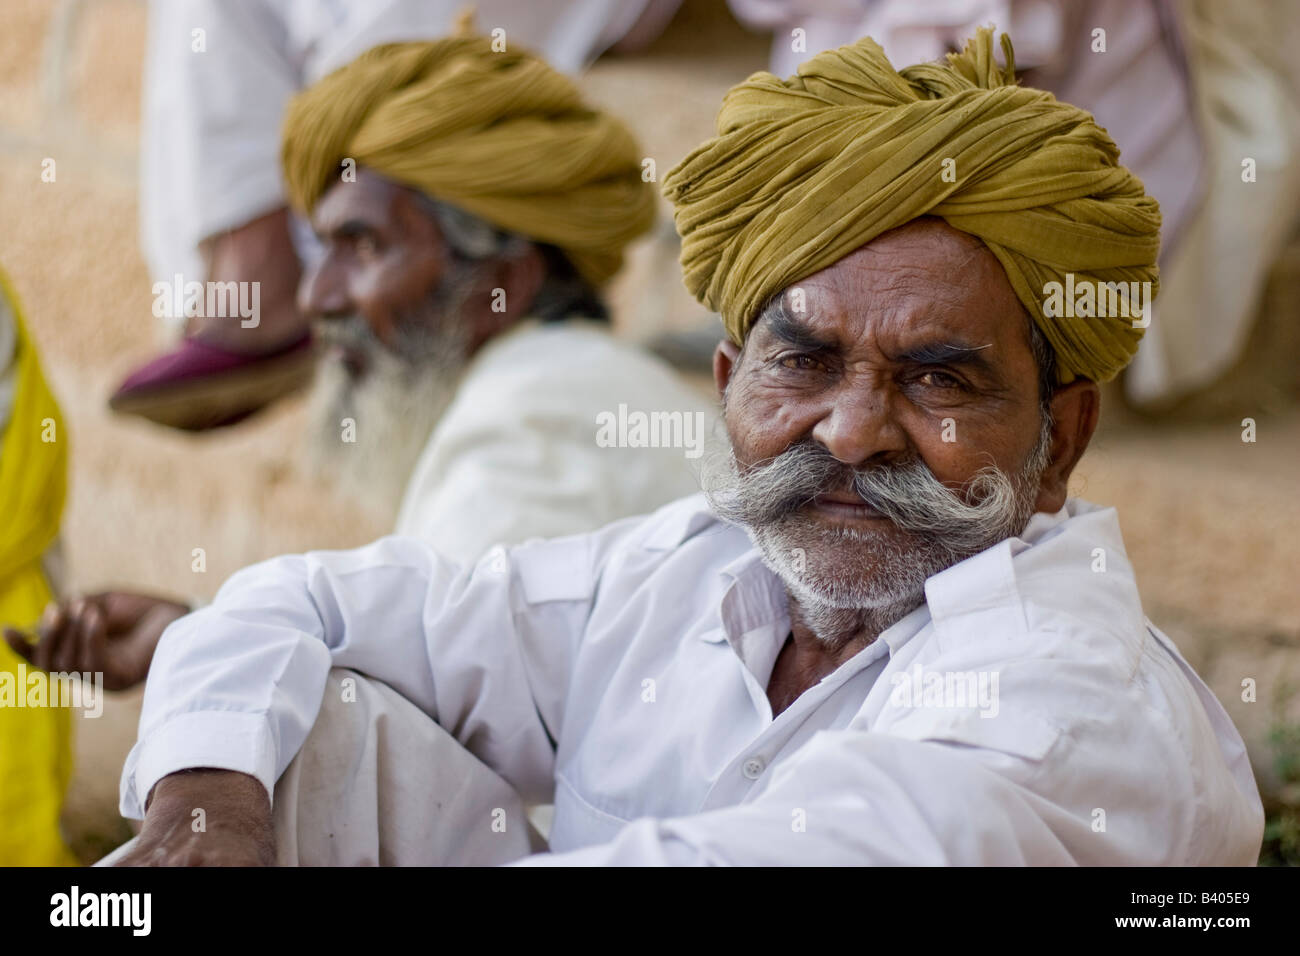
[298,169,477,517]
[708,219,1079,639]
[299,167,465,375]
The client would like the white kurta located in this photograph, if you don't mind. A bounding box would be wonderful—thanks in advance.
[120,494,1263,865]
[392,319,716,564]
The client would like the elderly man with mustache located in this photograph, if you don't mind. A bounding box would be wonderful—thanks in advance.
[105,30,1262,866]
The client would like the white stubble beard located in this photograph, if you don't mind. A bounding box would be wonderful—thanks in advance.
[703,416,1053,647]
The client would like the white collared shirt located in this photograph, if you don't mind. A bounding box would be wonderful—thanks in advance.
[121,495,1264,865]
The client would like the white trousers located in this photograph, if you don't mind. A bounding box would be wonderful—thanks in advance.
[99,669,542,866]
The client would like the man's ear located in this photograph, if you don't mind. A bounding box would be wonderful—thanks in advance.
[1035,378,1100,513]
[465,245,544,352]
[495,245,545,323]
[713,339,741,401]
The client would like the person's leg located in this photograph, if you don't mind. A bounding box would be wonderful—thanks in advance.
[97,669,539,866]
[274,668,537,865]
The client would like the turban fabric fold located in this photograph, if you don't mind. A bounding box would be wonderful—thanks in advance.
[663,28,1161,383]
[282,37,655,286]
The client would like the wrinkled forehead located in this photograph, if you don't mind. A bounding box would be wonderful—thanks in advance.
[311,167,414,232]
[749,219,1028,355]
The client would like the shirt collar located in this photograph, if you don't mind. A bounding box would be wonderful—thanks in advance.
[698,545,786,642]
[922,498,1132,645]
[692,499,1124,673]
[644,493,724,551]
[705,546,933,683]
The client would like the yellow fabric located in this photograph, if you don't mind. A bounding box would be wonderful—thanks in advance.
[281,37,656,286]
[663,28,1162,384]
[0,268,75,866]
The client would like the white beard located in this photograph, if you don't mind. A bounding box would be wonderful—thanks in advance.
[702,417,1052,646]
[304,328,466,526]
[750,519,963,646]
[754,519,945,609]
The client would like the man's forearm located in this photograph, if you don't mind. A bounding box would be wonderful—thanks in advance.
[146,767,267,815]
[120,535,574,823]
[116,769,275,867]
[121,551,337,819]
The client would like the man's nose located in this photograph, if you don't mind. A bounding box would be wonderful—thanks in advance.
[810,391,909,467]
[297,257,350,320]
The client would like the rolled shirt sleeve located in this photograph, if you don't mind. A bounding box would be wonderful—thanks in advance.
[119,533,595,819]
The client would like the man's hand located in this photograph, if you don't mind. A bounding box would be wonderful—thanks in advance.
[114,769,277,867]
[3,591,190,691]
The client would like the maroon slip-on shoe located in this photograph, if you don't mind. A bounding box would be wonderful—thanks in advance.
[108,334,315,432]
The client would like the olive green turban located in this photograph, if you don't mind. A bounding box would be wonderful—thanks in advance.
[663,28,1161,383]
[282,37,655,286]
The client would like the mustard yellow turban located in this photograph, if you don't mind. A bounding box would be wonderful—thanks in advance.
[663,29,1161,383]
[282,37,655,286]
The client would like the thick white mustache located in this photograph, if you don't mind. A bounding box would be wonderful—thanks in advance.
[703,424,1050,556]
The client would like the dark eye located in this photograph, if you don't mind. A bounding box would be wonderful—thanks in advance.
[778,354,826,372]
[353,234,379,258]
[917,369,965,389]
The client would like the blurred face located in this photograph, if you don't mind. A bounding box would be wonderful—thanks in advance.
[705,219,1097,641]
[297,169,479,517]
[299,167,471,377]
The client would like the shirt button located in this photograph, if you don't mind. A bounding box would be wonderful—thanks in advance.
[742,757,765,780]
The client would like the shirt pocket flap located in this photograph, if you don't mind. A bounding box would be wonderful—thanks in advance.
[887,709,1061,762]
[511,538,593,604]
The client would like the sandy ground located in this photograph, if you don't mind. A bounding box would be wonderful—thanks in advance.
[0,0,1297,862]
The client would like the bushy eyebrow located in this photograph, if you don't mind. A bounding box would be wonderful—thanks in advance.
[762,300,996,370]
[895,341,995,374]
[760,300,838,351]
[315,217,381,243]
[756,293,1003,383]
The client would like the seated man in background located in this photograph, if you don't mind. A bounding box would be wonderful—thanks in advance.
[113,0,684,430]
[107,30,1262,866]
[8,39,708,696]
